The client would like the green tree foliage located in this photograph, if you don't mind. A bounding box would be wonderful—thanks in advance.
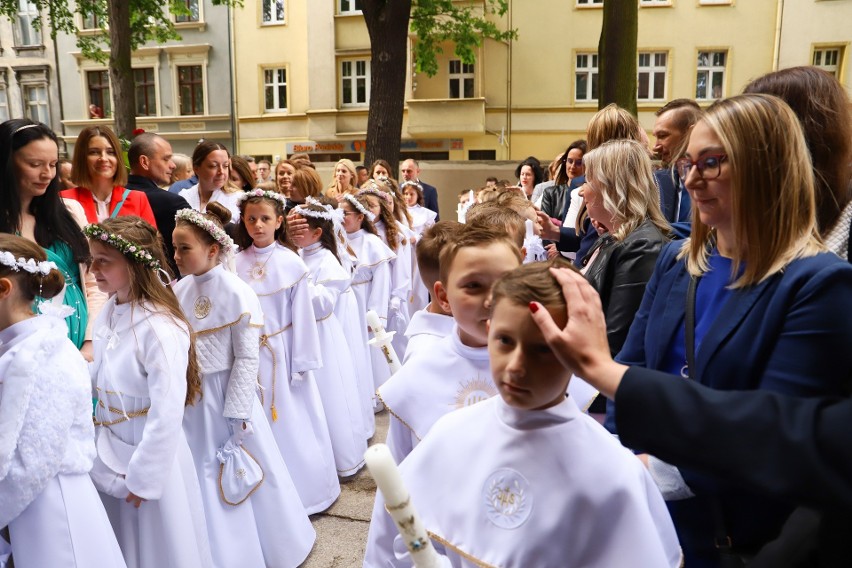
[362,0,516,172]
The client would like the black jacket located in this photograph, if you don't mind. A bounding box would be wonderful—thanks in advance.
[419,181,440,220]
[583,219,667,356]
[125,174,191,277]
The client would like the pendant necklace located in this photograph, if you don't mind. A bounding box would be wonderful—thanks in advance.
[250,246,273,281]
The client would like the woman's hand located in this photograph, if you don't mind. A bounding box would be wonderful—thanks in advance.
[545,243,560,260]
[529,267,628,398]
[80,340,94,362]
[125,492,146,508]
[536,211,561,241]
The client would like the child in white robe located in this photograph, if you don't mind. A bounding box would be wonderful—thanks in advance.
[233,190,340,514]
[172,203,316,566]
[402,221,459,364]
[0,235,125,568]
[340,194,396,403]
[292,198,369,476]
[84,217,212,568]
[364,260,683,568]
[377,224,523,465]
[357,183,412,360]
[401,181,437,314]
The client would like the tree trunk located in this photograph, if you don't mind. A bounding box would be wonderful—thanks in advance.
[598,0,638,116]
[362,0,412,174]
[107,0,136,138]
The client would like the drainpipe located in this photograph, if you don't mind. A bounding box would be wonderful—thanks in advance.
[227,4,238,151]
[772,0,785,71]
[506,0,512,160]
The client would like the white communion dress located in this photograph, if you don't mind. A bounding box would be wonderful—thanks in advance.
[0,316,126,568]
[174,264,317,567]
[236,243,341,514]
[89,298,213,568]
[301,242,369,476]
[365,396,683,568]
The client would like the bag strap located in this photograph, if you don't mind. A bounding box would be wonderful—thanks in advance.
[686,274,738,554]
[110,189,131,219]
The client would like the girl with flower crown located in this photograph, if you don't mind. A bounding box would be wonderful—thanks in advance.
[171,202,316,567]
[290,197,369,477]
[233,189,341,514]
[357,182,413,359]
[0,234,126,568]
[340,194,396,412]
[84,216,212,568]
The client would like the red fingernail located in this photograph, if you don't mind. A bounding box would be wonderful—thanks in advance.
[529,302,539,313]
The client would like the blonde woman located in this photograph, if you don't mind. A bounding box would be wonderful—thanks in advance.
[325,158,357,199]
[582,94,852,566]
[579,139,670,356]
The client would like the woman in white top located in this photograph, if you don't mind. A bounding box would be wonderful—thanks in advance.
[179,141,241,222]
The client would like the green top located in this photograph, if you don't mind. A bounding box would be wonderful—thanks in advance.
[38,240,88,348]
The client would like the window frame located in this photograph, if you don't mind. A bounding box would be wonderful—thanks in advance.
[339,0,364,15]
[340,58,370,107]
[263,67,288,112]
[261,0,286,25]
[14,0,42,48]
[22,83,49,124]
[133,67,158,117]
[637,51,669,102]
[574,51,599,103]
[448,59,475,99]
[812,46,845,79]
[86,69,112,118]
[0,72,9,123]
[176,64,205,116]
[695,50,727,101]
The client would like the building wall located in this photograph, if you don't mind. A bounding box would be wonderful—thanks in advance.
[776,0,852,95]
[54,0,235,157]
[0,7,64,144]
[234,0,781,168]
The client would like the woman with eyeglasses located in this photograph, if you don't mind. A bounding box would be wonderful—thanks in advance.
[540,139,587,220]
[582,94,852,567]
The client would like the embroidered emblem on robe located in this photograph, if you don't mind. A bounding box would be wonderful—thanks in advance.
[482,468,533,529]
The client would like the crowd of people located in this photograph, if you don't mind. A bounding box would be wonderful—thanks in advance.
[1,63,852,568]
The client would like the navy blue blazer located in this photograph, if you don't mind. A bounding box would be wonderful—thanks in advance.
[419,180,440,221]
[609,241,852,560]
[655,168,691,224]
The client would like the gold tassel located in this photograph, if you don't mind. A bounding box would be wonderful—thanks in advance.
[271,405,278,422]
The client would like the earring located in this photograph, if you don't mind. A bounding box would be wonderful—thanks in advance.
[157,268,173,287]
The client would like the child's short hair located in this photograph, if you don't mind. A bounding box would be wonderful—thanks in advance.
[491,257,577,314]
[438,223,523,284]
[416,221,462,290]
[464,204,526,249]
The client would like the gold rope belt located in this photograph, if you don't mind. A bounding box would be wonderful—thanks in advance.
[258,323,292,422]
[93,400,150,427]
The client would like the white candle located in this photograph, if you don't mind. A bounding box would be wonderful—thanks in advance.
[365,444,446,568]
[525,218,534,239]
[366,309,383,334]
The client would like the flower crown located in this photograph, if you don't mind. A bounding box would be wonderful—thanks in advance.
[356,182,393,206]
[237,188,288,207]
[83,224,162,270]
[293,197,345,224]
[0,250,56,276]
[399,180,423,192]
[341,193,376,222]
[174,208,235,253]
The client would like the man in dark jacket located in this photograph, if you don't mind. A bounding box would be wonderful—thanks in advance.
[126,133,191,278]
[400,158,439,220]
[652,99,701,224]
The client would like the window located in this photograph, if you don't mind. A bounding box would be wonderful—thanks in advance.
[15,0,41,47]
[87,70,111,118]
[82,9,103,30]
[449,60,474,99]
[0,86,8,122]
[696,51,726,100]
[638,52,667,101]
[134,68,157,116]
[813,47,843,78]
[641,0,671,5]
[576,0,603,5]
[341,59,369,106]
[262,0,285,24]
[178,65,204,115]
[264,68,287,111]
[174,0,200,23]
[339,0,363,14]
[575,53,599,102]
[23,84,48,123]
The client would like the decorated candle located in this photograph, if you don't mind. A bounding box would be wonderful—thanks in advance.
[366,310,402,374]
[365,444,446,568]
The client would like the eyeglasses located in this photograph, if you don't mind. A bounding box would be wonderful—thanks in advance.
[676,154,727,180]
[563,158,584,167]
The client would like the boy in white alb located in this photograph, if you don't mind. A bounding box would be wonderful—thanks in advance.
[402,221,460,363]
[376,224,522,464]
[364,261,682,568]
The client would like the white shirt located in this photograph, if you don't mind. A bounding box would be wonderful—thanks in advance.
[402,308,454,364]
